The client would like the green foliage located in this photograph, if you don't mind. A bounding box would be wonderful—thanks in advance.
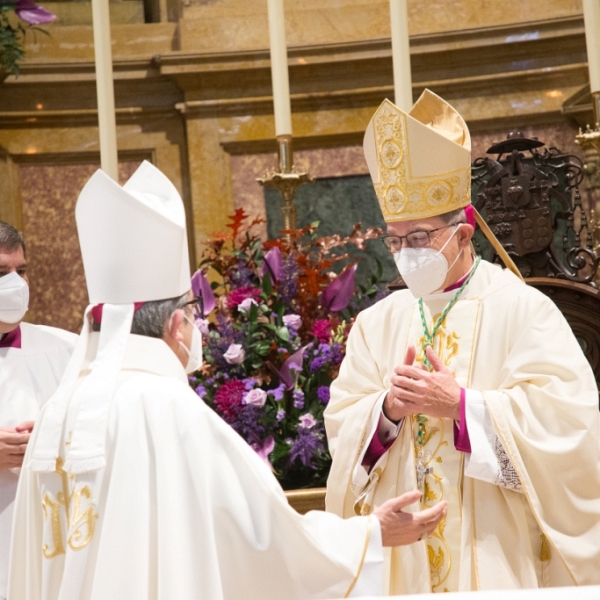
[0,5,25,76]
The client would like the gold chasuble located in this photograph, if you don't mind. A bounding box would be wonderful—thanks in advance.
[325,259,600,593]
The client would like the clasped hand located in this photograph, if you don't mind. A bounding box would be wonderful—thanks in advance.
[383,345,461,422]
[0,421,34,469]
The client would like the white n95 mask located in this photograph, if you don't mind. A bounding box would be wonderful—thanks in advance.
[0,271,29,324]
[179,315,203,374]
[394,226,462,298]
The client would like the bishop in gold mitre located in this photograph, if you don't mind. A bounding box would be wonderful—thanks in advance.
[325,89,600,593]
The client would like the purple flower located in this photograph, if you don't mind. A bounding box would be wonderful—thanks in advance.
[270,347,305,390]
[191,269,216,317]
[317,343,333,361]
[292,389,305,409]
[243,378,257,391]
[331,342,343,365]
[271,383,286,402]
[243,388,267,407]
[223,343,245,365]
[322,264,357,312]
[228,259,256,289]
[317,386,330,404]
[310,356,326,373]
[289,428,325,468]
[262,246,284,282]
[250,435,275,468]
[276,409,286,422]
[195,384,207,397]
[280,256,299,304]
[233,404,266,439]
[14,0,56,24]
[283,314,302,330]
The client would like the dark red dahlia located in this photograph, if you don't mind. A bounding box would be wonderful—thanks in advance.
[213,379,245,421]
[311,319,332,343]
[226,287,262,309]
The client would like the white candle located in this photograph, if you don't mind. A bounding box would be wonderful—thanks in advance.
[583,0,600,93]
[92,0,119,181]
[389,0,413,111]
[267,0,292,137]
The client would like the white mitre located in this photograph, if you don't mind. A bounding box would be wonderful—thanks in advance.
[30,161,191,474]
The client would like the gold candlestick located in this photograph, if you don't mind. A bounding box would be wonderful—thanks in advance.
[257,135,313,237]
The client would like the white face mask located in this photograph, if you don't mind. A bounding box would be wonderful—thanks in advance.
[393,225,463,298]
[0,271,29,325]
[177,315,203,374]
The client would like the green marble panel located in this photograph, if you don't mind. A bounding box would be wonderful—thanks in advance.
[265,174,398,289]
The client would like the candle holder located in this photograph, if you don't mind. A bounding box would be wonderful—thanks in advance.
[257,135,313,238]
[576,91,600,255]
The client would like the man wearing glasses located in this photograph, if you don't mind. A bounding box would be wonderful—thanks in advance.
[325,90,600,593]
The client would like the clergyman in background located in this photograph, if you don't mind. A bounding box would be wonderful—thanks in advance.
[0,221,77,600]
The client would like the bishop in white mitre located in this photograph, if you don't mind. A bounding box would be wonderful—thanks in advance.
[325,90,600,594]
[9,162,446,600]
[0,222,77,600]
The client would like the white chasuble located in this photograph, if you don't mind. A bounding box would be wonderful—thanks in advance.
[9,334,383,600]
[325,259,600,594]
[0,323,76,600]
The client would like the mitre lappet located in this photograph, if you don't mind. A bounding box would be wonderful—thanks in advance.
[30,161,191,474]
[364,88,521,277]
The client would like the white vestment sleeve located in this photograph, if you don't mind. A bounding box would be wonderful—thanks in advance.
[347,515,384,597]
[464,389,522,492]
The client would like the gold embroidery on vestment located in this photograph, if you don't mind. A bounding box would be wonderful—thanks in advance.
[414,313,460,592]
[41,457,98,559]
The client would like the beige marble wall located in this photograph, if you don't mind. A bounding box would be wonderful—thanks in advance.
[20,161,140,333]
[180,0,583,52]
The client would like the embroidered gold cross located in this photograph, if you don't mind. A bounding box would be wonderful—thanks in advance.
[41,457,98,559]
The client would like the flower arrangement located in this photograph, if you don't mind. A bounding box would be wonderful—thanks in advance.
[189,209,388,490]
[0,0,56,76]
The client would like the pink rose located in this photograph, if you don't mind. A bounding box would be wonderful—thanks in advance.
[244,388,267,407]
[195,318,210,335]
[283,314,302,330]
[223,343,245,365]
[298,413,317,429]
[239,297,258,311]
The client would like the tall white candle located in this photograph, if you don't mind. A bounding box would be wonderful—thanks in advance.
[92,0,118,181]
[583,0,600,93]
[267,0,292,137]
[389,0,413,111]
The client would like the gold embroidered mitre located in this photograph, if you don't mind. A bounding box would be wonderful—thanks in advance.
[363,89,472,223]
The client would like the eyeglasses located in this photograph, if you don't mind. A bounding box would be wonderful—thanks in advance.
[185,298,203,319]
[381,224,460,253]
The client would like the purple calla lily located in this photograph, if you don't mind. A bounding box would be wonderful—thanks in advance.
[191,269,216,317]
[14,0,56,24]
[322,264,357,312]
[262,246,284,282]
[250,435,275,468]
[267,346,306,390]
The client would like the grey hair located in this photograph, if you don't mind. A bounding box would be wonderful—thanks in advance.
[437,208,468,226]
[130,293,189,339]
[0,220,26,256]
